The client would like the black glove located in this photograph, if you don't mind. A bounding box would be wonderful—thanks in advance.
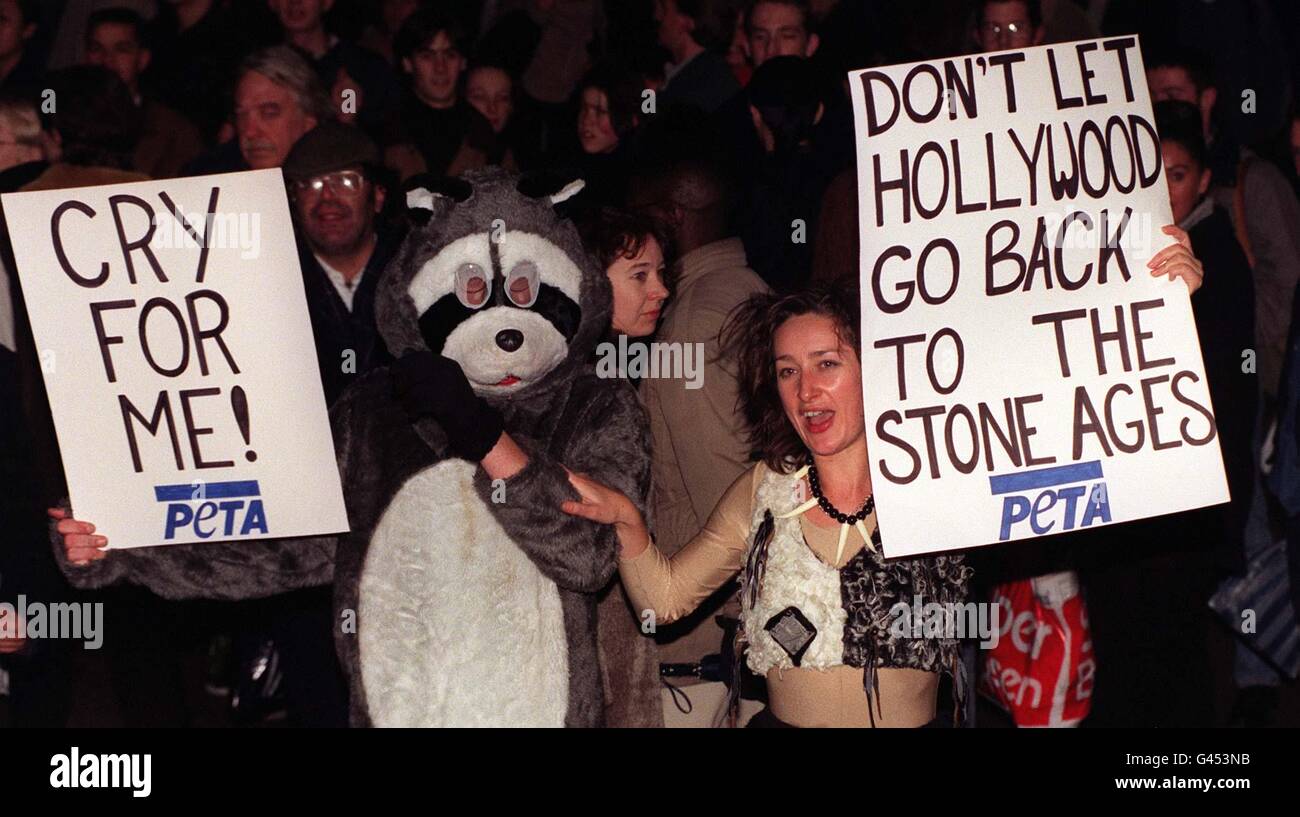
[391,352,505,461]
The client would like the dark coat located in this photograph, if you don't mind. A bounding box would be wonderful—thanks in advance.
[738,94,856,293]
[0,346,42,608]
[298,226,401,406]
[1187,203,1258,572]
[143,4,269,142]
[1073,202,1257,727]
[383,95,497,179]
[660,50,739,115]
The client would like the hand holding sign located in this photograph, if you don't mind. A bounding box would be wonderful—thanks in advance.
[1148,224,1202,290]
[48,507,107,565]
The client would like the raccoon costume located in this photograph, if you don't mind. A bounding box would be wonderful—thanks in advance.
[54,169,652,727]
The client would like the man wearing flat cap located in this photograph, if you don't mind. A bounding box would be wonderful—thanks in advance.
[261,121,403,727]
[285,121,401,407]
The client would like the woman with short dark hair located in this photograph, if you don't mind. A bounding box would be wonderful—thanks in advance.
[577,207,671,728]
[579,207,671,340]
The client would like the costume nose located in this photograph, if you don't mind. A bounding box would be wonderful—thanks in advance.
[495,329,524,352]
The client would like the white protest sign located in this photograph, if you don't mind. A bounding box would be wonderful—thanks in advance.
[3,169,348,549]
[848,37,1228,557]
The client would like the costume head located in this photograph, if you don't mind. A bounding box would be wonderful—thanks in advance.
[375,168,611,403]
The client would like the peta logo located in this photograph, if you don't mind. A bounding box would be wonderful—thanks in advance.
[991,460,1110,541]
[50,747,151,798]
[155,479,268,541]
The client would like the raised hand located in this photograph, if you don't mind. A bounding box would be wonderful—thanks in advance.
[1150,224,1204,294]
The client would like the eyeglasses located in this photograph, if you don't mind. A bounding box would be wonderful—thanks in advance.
[455,261,539,309]
[290,170,366,198]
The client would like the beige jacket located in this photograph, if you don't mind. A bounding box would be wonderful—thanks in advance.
[640,237,769,668]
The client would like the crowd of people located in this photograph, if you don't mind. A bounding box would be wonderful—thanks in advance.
[1,0,1300,728]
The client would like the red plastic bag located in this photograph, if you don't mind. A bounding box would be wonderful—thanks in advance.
[980,572,1094,727]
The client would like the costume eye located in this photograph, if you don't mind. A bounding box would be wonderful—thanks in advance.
[506,261,539,307]
[455,263,491,308]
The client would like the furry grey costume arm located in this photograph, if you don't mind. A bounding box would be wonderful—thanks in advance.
[474,378,651,594]
[47,392,363,601]
[49,519,336,601]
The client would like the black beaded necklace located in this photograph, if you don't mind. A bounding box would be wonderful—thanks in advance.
[807,464,874,524]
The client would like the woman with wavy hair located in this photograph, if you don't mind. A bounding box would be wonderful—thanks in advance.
[562,249,1204,726]
[565,281,970,727]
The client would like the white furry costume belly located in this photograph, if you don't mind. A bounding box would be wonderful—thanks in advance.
[358,460,569,726]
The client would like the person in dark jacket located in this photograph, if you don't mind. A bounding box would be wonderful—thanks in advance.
[1077,100,1257,728]
[0,340,76,726]
[285,122,399,406]
[567,63,646,213]
[0,92,62,725]
[382,8,495,182]
[142,0,270,144]
[0,0,43,97]
[655,0,740,115]
[82,8,204,180]
[736,55,853,292]
[3,68,173,727]
[269,0,400,140]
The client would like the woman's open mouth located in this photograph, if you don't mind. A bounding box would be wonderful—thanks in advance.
[804,409,834,434]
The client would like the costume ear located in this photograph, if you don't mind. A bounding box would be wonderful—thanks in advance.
[549,179,585,205]
[517,170,586,217]
[402,174,473,224]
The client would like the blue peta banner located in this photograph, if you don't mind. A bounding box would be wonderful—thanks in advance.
[153,480,269,540]
[990,461,1110,541]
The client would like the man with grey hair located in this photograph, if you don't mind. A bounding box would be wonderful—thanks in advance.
[186,45,333,175]
[236,45,333,170]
